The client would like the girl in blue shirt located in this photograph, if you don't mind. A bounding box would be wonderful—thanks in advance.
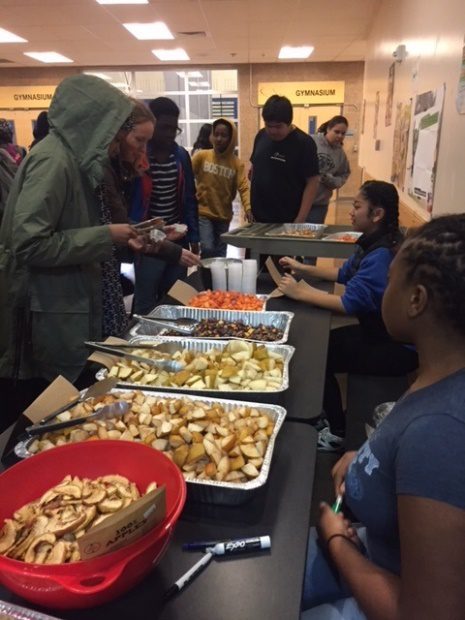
[279,181,418,450]
[302,213,465,620]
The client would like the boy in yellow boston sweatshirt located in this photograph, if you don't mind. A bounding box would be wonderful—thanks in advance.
[191,118,251,258]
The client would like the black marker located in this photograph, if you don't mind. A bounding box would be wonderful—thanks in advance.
[164,551,213,601]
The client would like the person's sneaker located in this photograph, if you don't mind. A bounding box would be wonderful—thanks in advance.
[317,427,344,452]
[312,416,329,432]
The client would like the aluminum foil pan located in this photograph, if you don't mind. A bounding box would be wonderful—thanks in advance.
[13,390,286,506]
[322,231,362,242]
[0,601,61,620]
[264,223,327,238]
[130,305,294,344]
[95,337,295,395]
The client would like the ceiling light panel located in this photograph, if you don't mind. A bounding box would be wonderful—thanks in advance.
[278,45,314,59]
[24,51,73,63]
[0,27,27,43]
[96,0,148,4]
[152,48,190,61]
[123,22,174,40]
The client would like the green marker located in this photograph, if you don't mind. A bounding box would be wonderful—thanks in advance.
[332,494,343,513]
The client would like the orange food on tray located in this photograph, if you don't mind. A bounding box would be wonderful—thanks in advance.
[188,290,264,311]
[337,233,359,243]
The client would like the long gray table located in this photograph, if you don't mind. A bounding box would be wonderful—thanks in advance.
[222,223,357,260]
[0,422,317,620]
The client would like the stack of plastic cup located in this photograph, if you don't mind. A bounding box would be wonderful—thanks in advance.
[241,259,258,294]
[228,262,243,292]
[210,261,227,290]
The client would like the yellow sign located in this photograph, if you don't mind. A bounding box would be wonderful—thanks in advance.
[258,81,345,105]
[0,85,56,109]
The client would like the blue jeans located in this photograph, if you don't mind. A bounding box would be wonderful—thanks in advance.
[199,217,230,258]
[301,527,367,619]
[133,254,187,315]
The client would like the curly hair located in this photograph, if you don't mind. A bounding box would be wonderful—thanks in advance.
[401,214,465,333]
[149,97,180,119]
[359,180,400,247]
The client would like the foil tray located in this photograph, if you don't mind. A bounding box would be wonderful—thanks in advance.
[130,305,294,344]
[95,337,295,396]
[13,390,287,506]
[0,601,61,620]
[264,223,327,238]
[322,231,362,242]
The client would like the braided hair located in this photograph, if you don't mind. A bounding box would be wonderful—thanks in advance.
[401,214,465,334]
[359,180,400,248]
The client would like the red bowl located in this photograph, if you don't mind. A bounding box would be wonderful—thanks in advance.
[0,440,186,609]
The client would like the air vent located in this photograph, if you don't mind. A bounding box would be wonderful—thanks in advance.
[0,58,14,64]
[176,31,207,37]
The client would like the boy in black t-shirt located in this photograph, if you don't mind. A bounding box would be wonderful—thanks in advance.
[250,95,320,223]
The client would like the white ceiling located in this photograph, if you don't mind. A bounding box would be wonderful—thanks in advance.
[0,0,379,67]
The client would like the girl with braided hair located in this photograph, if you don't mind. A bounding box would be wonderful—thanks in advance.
[302,214,465,619]
[278,180,418,451]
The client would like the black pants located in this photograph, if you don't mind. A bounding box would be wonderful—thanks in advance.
[323,325,419,436]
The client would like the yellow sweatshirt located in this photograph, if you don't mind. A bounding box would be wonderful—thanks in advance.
[191,118,251,222]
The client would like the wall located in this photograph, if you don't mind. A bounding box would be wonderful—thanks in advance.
[238,62,364,199]
[360,0,465,219]
[1,61,364,198]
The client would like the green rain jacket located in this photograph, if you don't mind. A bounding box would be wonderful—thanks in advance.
[0,75,133,382]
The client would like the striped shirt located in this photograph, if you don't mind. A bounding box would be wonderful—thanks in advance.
[149,154,179,224]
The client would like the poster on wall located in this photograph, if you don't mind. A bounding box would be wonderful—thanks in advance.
[409,84,445,213]
[391,101,412,191]
[373,91,380,139]
[456,36,465,114]
[385,63,395,126]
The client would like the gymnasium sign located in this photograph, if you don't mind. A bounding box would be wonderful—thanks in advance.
[258,81,345,105]
[0,85,56,109]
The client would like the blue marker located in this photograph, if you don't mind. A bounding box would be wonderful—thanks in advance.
[183,539,224,552]
[207,536,271,556]
[184,535,271,554]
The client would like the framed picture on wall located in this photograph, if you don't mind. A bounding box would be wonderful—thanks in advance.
[373,91,380,140]
[385,63,395,127]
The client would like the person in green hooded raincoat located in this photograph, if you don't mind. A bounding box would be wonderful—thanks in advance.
[0,74,143,428]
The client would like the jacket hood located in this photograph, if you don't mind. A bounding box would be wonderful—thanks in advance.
[212,117,237,157]
[316,131,342,150]
[48,74,133,188]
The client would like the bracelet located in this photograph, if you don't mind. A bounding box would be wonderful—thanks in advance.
[326,533,358,551]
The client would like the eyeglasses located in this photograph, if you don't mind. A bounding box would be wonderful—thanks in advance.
[157,124,183,136]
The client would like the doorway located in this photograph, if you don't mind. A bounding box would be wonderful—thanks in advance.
[292,105,342,135]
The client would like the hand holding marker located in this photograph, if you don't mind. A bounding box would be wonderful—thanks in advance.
[165,536,271,600]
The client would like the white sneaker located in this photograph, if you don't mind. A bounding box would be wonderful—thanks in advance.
[317,427,344,452]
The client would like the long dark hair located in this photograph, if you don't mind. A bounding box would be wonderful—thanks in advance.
[318,115,348,134]
[193,123,213,151]
[360,180,400,247]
